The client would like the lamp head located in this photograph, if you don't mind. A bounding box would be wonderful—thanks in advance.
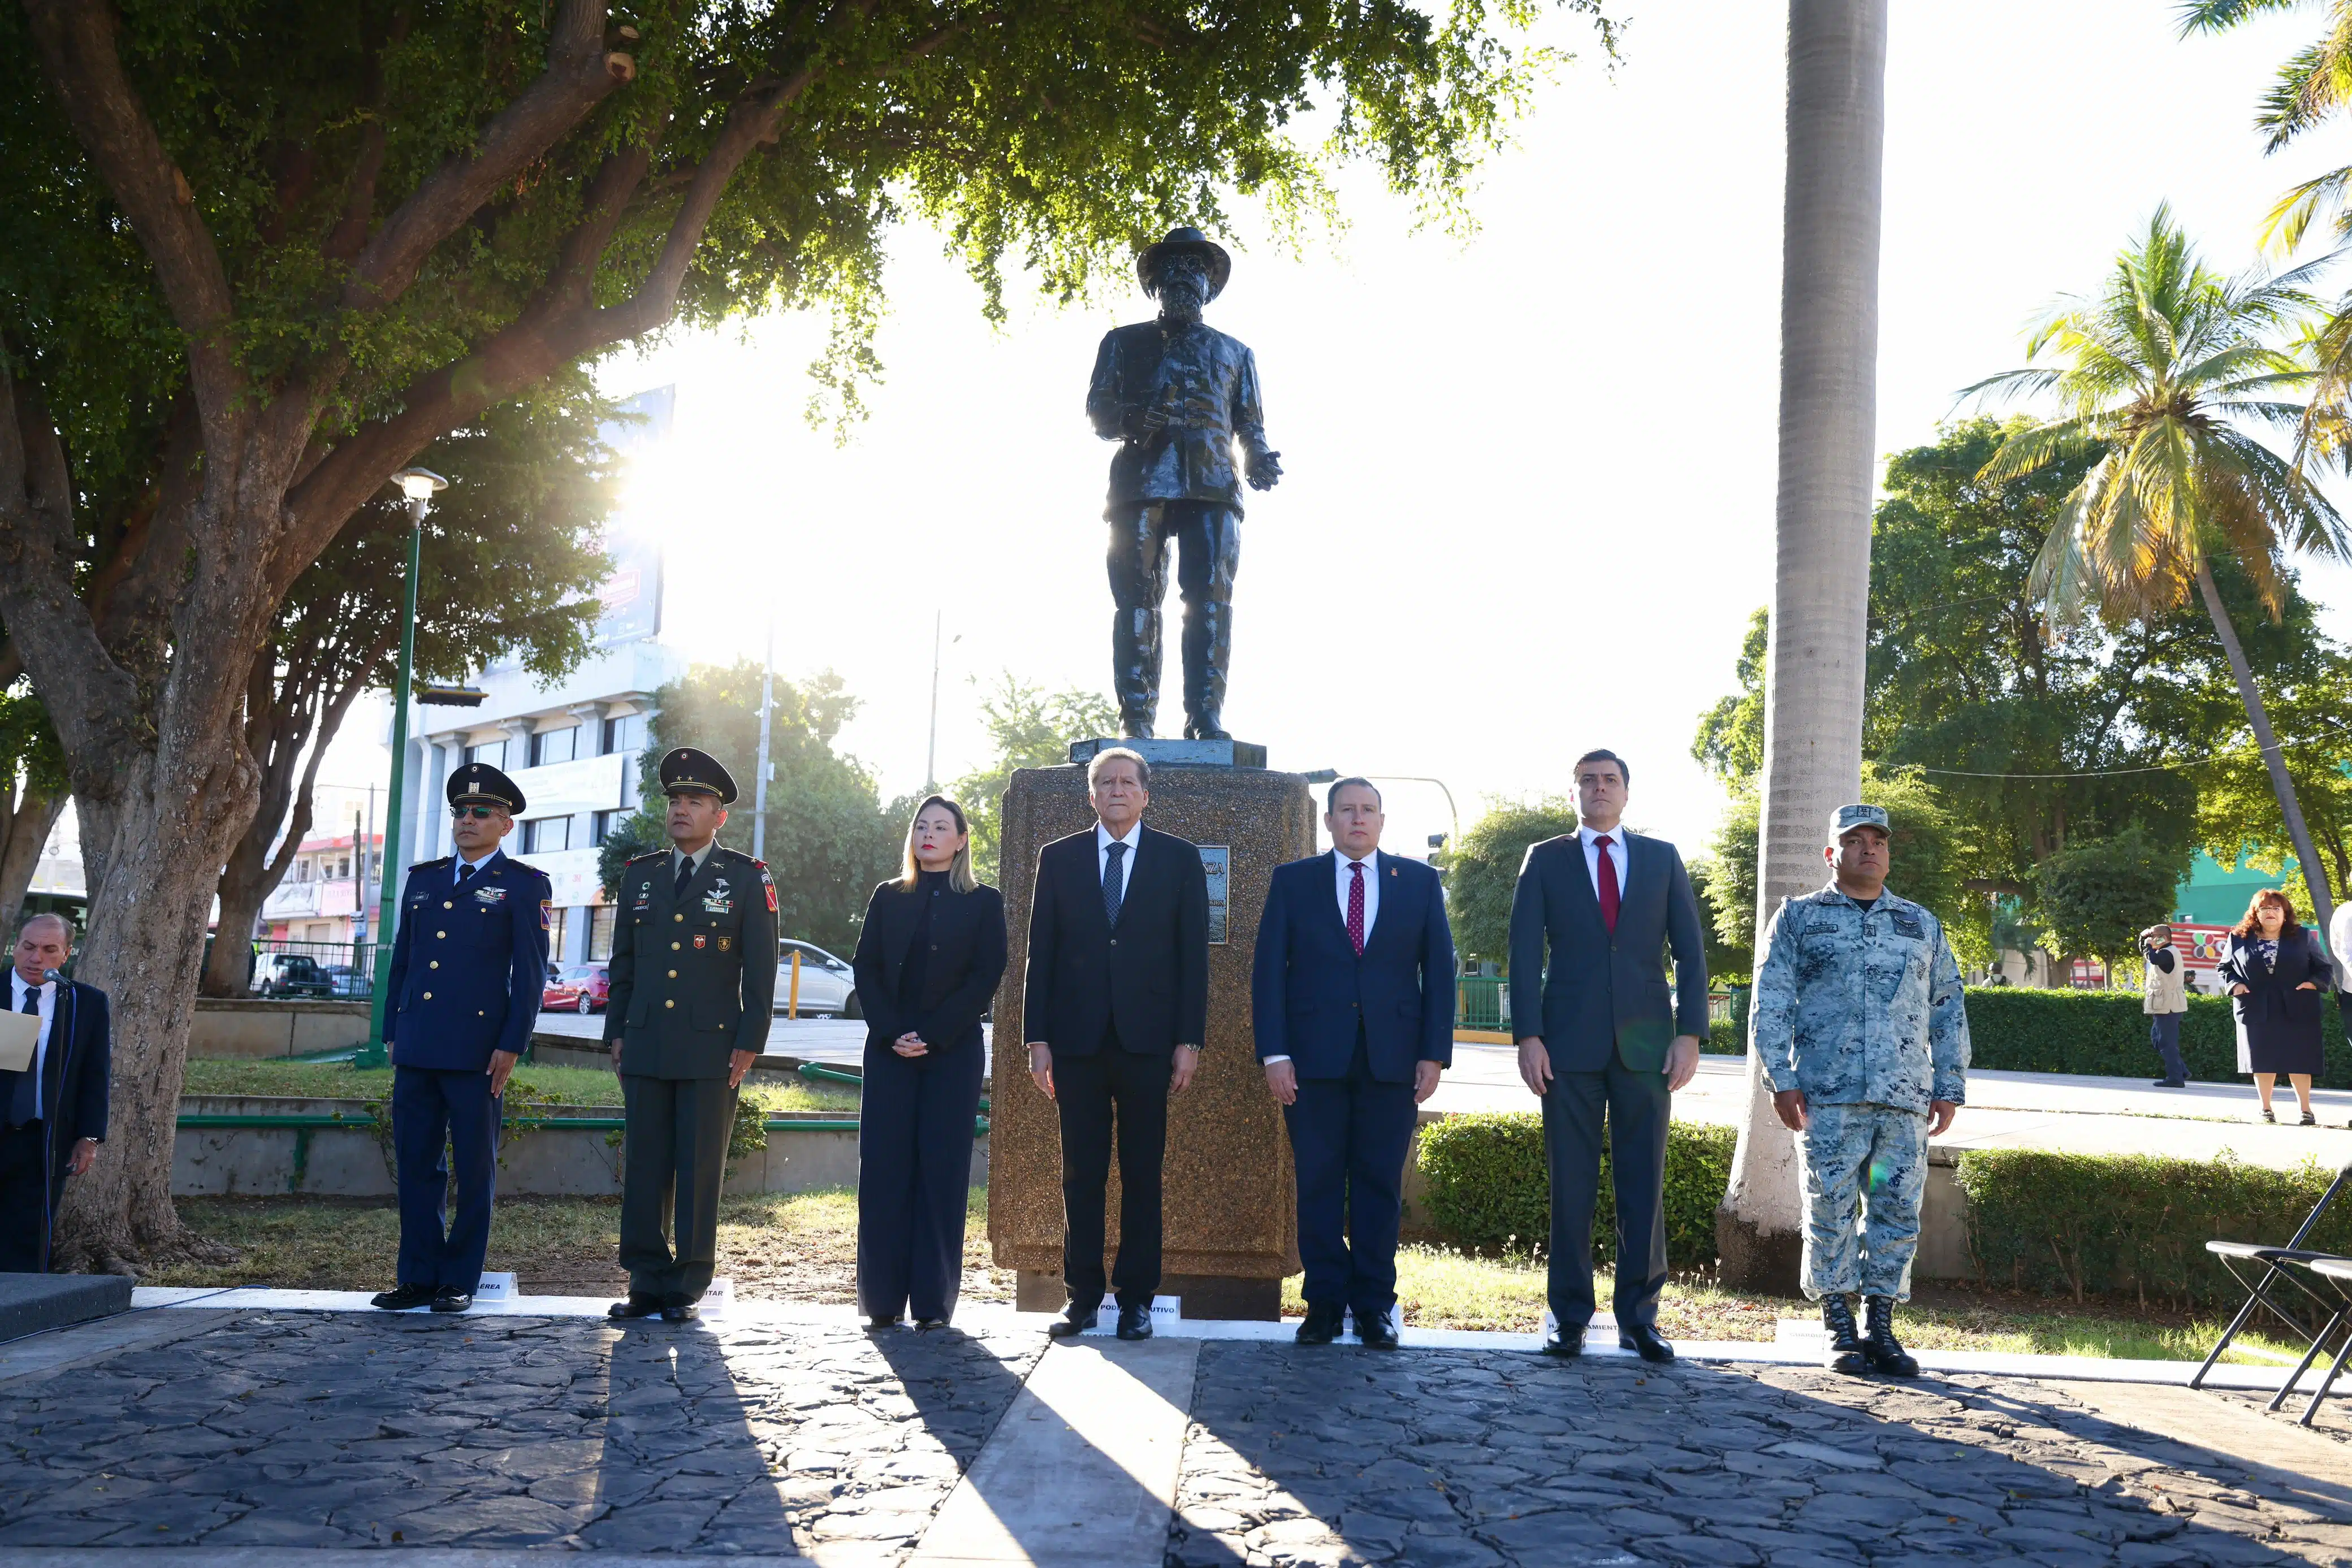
[392,467,448,503]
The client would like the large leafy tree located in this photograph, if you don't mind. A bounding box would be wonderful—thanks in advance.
[1966,209,2349,950]
[202,390,612,997]
[0,0,1615,1269]
[0,692,66,929]
[949,674,1117,884]
[1445,796,1579,968]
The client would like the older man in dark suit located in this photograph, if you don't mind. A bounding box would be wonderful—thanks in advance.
[0,914,108,1274]
[1509,749,1709,1362]
[1252,778,1453,1348]
[1023,747,1210,1340]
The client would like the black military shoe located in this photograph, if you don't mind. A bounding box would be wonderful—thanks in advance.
[1116,1305,1154,1341]
[1619,1324,1676,1365]
[1294,1303,1343,1345]
[1355,1307,1401,1350]
[429,1288,473,1314]
[1540,1324,1585,1358]
[1862,1296,1918,1378]
[1048,1305,1098,1339]
[370,1283,437,1312]
[914,1316,950,1332]
[1822,1293,1867,1376]
[608,1293,663,1320]
[660,1294,699,1324]
[866,1315,901,1331]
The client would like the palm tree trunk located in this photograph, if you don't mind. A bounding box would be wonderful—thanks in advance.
[2194,560,2336,947]
[1718,0,1888,1293]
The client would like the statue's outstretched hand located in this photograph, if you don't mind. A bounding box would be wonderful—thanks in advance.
[1246,449,1283,490]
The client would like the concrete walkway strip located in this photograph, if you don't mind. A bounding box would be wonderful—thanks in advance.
[910,1337,1201,1568]
[0,1553,825,1567]
[123,1287,2301,1392]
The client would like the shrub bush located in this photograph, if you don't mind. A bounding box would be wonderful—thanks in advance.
[1960,988,2352,1088]
[1416,1112,1735,1270]
[1953,1147,2352,1310]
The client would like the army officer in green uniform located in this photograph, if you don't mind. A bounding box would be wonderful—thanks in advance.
[606,747,779,1323]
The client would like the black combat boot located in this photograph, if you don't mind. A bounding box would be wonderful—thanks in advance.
[1181,601,1233,740]
[1862,1295,1919,1378]
[1821,1293,1867,1376]
[1112,607,1161,739]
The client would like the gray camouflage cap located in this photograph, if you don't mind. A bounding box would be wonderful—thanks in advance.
[1829,803,1890,842]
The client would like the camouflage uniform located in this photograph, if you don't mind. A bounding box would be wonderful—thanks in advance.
[1751,880,1969,1302]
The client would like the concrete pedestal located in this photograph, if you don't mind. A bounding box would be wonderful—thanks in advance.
[988,761,1312,1319]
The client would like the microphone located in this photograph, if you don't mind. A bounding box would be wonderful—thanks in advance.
[41,970,60,985]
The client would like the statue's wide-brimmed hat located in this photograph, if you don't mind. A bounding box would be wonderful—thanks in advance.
[1137,226,1231,301]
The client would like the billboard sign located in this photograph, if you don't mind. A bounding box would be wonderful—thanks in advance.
[593,385,675,647]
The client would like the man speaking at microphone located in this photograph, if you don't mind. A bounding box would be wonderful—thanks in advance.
[0,914,109,1274]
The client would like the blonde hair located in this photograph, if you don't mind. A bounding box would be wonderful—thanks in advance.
[901,795,978,893]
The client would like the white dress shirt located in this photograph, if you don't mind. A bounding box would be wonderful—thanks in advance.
[1265,850,1385,1067]
[1580,823,1630,903]
[1096,820,1143,891]
[8,971,55,1121]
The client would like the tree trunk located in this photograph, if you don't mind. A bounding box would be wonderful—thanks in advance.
[1718,0,1887,1293]
[0,784,68,931]
[2195,560,2337,947]
[200,857,269,999]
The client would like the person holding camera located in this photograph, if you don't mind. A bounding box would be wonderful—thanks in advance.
[2139,924,2189,1089]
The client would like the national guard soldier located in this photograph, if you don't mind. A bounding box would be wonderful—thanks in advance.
[1750,804,1969,1377]
[606,747,780,1323]
[371,761,551,1313]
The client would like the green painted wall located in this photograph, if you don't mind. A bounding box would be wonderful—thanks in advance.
[2174,850,2293,926]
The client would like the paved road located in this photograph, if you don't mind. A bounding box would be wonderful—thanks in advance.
[6,1303,2352,1565]
[534,1012,898,1071]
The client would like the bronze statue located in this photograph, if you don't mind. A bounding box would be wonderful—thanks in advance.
[1086,227,1281,740]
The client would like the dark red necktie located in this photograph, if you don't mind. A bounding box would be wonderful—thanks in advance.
[1347,860,1367,956]
[1596,835,1620,935]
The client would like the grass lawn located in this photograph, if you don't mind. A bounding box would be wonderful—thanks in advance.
[161,1185,2286,1363]
[180,1058,859,1114]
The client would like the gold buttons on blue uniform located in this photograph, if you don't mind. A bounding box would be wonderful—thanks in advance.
[665,999,675,1008]
[422,991,433,1000]
[429,961,439,969]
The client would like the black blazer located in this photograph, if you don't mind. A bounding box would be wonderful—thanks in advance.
[851,878,1008,1052]
[1507,831,1709,1074]
[0,979,109,1177]
[1251,852,1455,1082]
[2221,928,2333,1055]
[1023,824,1210,1056]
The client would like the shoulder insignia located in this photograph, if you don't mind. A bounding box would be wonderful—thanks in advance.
[410,857,451,872]
[626,850,665,865]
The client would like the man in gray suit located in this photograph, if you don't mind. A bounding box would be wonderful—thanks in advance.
[1508,750,1709,1362]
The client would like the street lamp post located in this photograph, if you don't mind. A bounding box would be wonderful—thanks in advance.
[360,467,447,1067]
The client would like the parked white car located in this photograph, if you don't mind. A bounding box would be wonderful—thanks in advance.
[775,938,859,1018]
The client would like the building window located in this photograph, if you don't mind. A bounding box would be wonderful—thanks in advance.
[546,906,571,965]
[522,817,571,854]
[464,739,506,770]
[601,713,642,755]
[293,859,310,883]
[591,809,621,847]
[589,905,617,961]
[529,725,578,768]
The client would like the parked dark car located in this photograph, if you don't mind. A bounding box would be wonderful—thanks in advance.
[543,962,612,1015]
[252,952,332,999]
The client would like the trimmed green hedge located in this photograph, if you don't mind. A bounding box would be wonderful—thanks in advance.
[1416,1113,1735,1270]
[1954,1147,2352,1310]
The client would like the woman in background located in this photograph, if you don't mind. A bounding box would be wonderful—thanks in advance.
[850,796,1006,1328]
[2219,889,2331,1125]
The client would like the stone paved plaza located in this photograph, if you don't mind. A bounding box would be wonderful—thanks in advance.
[2,1306,2351,1565]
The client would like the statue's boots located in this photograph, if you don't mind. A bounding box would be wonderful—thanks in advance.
[1113,607,1161,739]
[1821,1294,1867,1376]
[1182,601,1232,741]
[1862,1295,1919,1378]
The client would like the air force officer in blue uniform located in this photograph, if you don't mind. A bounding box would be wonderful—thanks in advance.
[1252,778,1454,1348]
[371,762,551,1313]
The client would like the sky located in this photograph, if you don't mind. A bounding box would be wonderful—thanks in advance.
[312,0,2352,865]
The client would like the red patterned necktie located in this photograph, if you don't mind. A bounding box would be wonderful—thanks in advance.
[1595,835,1620,935]
[1347,860,1367,956]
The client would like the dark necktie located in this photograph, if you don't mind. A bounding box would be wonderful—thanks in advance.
[1103,841,1128,928]
[1347,860,1367,956]
[7,984,39,1127]
[1595,836,1620,935]
[455,860,474,890]
[676,854,696,901]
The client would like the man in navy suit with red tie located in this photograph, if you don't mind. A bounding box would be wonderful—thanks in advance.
[1252,778,1454,1348]
[1509,749,1709,1363]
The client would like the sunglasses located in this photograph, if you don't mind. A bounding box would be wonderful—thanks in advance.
[454,805,501,821]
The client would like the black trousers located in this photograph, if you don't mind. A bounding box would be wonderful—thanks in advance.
[1053,1043,1172,1312]
[1284,1033,1418,1318]
[619,1075,738,1301]
[856,1035,985,1322]
[1542,1056,1671,1329]
[0,1120,54,1273]
[1106,501,1241,726]
[392,1066,501,1292]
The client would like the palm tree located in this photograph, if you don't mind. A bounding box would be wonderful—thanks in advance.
[1715,0,1887,1296]
[2180,1,2352,254]
[1968,209,2349,942]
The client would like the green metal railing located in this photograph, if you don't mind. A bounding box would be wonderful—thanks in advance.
[1456,974,1510,1032]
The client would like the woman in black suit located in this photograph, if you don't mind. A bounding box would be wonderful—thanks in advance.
[2220,888,2332,1125]
[851,795,1006,1328]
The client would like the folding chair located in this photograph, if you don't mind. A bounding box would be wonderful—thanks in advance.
[2287,1259,2352,1426]
[2191,1155,2352,1405]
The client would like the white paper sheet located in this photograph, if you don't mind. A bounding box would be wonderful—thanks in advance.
[0,1010,35,1074]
